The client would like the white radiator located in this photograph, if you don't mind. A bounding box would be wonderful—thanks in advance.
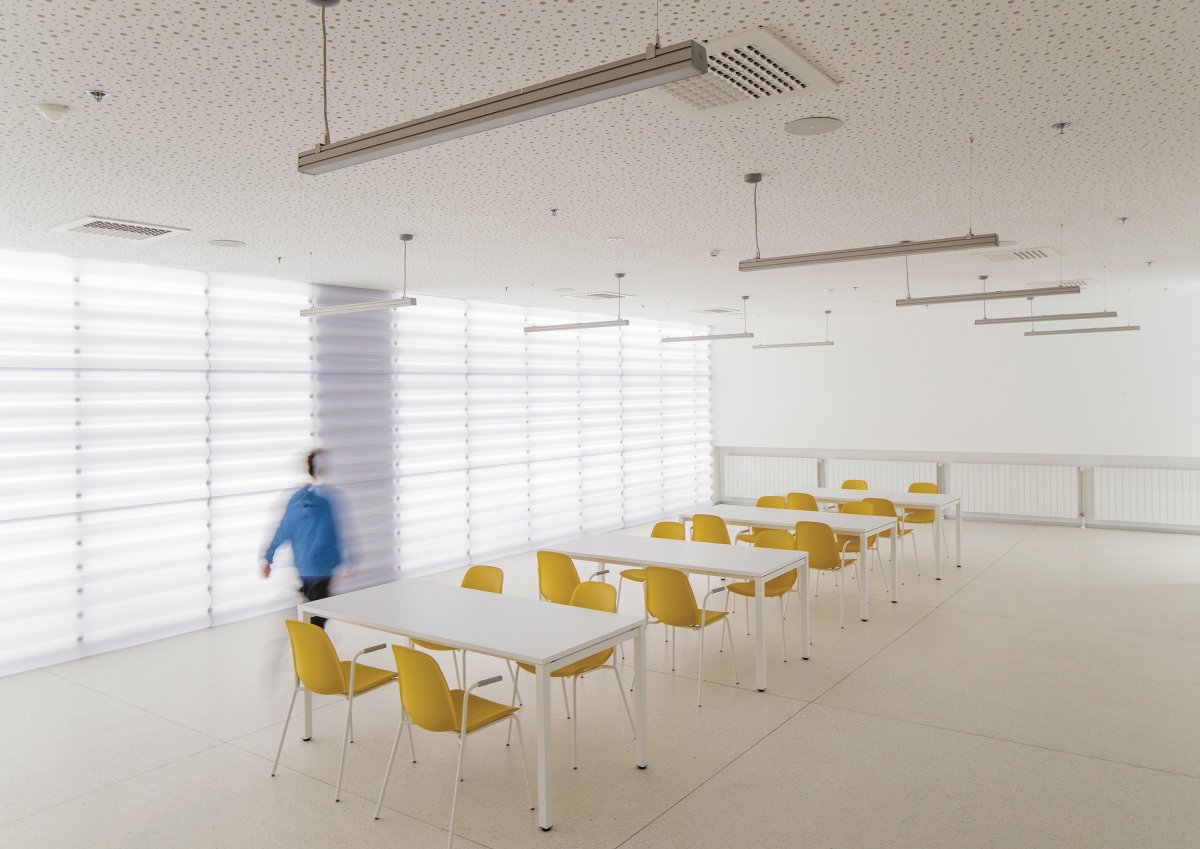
[825,459,938,493]
[1093,467,1200,527]
[721,455,819,500]
[946,463,1078,519]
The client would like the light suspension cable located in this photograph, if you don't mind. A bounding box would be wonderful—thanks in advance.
[300,230,418,316]
[754,309,835,349]
[663,294,754,342]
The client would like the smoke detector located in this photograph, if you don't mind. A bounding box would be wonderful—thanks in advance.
[646,27,837,118]
[52,216,189,241]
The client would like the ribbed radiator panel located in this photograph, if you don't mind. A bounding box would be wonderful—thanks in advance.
[946,463,1078,519]
[826,459,937,492]
[1093,467,1200,527]
[721,455,819,499]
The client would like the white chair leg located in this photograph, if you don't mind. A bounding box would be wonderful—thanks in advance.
[617,575,626,660]
[696,624,706,707]
[725,618,739,685]
[815,571,821,596]
[510,714,535,811]
[876,546,889,594]
[452,651,462,690]
[447,735,467,849]
[560,677,571,718]
[270,681,300,777]
[506,665,521,746]
[779,598,788,663]
[838,569,845,628]
[671,628,677,672]
[719,591,730,653]
[611,665,636,737]
[505,660,522,706]
[744,596,750,636]
[374,717,407,820]
[571,676,579,770]
[335,692,354,802]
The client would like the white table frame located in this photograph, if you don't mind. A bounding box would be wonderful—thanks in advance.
[681,505,897,621]
[797,487,962,579]
[298,581,647,832]
[546,533,808,693]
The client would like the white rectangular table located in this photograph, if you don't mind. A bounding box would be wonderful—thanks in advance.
[299,580,647,832]
[799,487,962,579]
[546,533,809,692]
[680,504,898,621]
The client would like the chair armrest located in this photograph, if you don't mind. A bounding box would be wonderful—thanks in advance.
[352,643,388,661]
[466,675,503,695]
[587,568,610,580]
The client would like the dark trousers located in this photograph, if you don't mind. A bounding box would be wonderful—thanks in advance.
[300,578,333,629]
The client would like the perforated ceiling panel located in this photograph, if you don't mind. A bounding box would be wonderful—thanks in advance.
[0,0,1197,321]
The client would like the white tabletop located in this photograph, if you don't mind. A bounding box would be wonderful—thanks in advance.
[799,486,959,509]
[300,580,642,667]
[546,533,806,580]
[681,504,896,536]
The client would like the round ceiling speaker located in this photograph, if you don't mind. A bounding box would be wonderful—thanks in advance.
[784,116,844,136]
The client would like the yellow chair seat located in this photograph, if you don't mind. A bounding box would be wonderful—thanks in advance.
[338,660,397,695]
[904,509,936,524]
[411,637,456,653]
[448,689,520,733]
[727,570,797,598]
[620,568,647,582]
[735,530,757,543]
[516,652,608,679]
[699,609,730,627]
[879,525,914,538]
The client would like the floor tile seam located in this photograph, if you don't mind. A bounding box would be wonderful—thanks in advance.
[612,699,817,849]
[922,523,1041,611]
[0,738,227,831]
[808,701,1200,782]
[917,603,1200,647]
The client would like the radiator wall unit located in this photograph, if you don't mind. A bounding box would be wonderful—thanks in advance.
[825,459,937,493]
[721,455,819,499]
[946,463,1078,519]
[1093,467,1200,528]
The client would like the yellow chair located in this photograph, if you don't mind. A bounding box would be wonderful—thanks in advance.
[841,479,868,490]
[374,646,532,848]
[836,501,886,591]
[413,565,505,688]
[724,530,801,661]
[645,566,738,706]
[691,513,731,545]
[903,482,950,571]
[735,495,787,544]
[616,521,685,611]
[537,550,607,605]
[865,497,915,582]
[786,492,818,511]
[271,620,396,802]
[507,582,635,768]
[794,521,859,628]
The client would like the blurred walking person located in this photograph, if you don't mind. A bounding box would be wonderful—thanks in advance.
[261,449,350,628]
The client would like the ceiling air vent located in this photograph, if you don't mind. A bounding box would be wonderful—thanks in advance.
[977,246,1059,262]
[1025,278,1088,288]
[646,27,837,118]
[690,307,740,315]
[52,216,189,241]
[564,291,632,301]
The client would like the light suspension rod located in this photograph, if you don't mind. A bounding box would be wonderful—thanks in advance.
[524,319,629,333]
[662,331,754,343]
[1025,324,1140,337]
[298,41,708,174]
[300,297,416,317]
[975,310,1117,326]
[896,283,1080,307]
[754,308,834,348]
[739,233,999,272]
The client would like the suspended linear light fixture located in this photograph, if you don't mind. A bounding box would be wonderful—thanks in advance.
[297,39,708,174]
[976,310,1116,326]
[754,309,834,348]
[300,232,418,316]
[524,272,630,333]
[663,295,754,342]
[897,282,1080,307]
[1025,324,1140,337]
[737,157,1000,272]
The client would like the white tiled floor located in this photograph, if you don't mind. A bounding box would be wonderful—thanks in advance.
[4,521,1199,847]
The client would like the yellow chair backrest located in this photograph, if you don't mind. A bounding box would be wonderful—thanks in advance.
[538,550,580,604]
[392,645,459,733]
[906,481,938,521]
[644,566,700,628]
[651,521,686,540]
[909,482,938,494]
[756,495,786,509]
[793,521,842,570]
[863,497,898,519]
[838,501,873,516]
[841,479,868,490]
[692,514,731,545]
[285,619,347,696]
[567,582,618,668]
[462,564,503,594]
[786,492,818,511]
[753,529,796,550]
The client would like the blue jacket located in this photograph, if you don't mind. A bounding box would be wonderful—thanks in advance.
[265,485,348,579]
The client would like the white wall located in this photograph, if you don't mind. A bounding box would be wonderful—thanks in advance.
[712,293,1200,458]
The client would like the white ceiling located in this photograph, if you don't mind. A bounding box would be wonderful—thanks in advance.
[2,0,1198,324]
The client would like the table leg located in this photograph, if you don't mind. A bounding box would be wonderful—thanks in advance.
[890,523,899,604]
[634,626,648,769]
[535,664,553,830]
[934,509,944,581]
[799,562,811,660]
[858,532,870,621]
[754,578,766,692]
[956,501,963,567]
[300,607,313,741]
